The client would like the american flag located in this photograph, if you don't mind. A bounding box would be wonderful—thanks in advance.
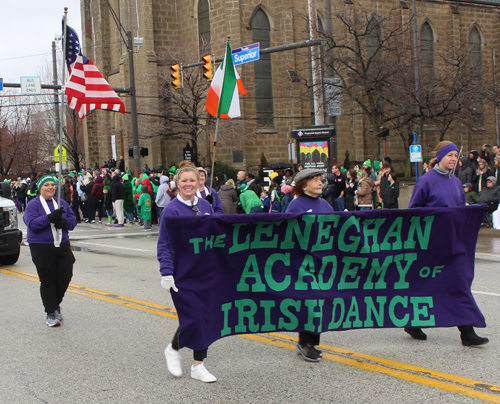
[63,22,125,118]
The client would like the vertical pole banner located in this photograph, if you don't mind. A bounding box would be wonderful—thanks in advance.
[160,206,487,350]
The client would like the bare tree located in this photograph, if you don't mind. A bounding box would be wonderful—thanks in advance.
[155,44,255,165]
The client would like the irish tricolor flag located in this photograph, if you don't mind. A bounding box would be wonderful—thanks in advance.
[206,41,247,119]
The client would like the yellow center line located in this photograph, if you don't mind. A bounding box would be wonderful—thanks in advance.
[2,266,500,402]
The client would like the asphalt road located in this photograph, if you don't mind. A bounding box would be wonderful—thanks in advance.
[0,218,499,404]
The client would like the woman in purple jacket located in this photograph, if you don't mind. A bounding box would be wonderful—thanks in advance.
[286,169,333,362]
[23,175,77,327]
[157,166,217,383]
[405,141,488,346]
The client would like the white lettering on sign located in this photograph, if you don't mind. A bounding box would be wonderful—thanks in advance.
[233,51,258,63]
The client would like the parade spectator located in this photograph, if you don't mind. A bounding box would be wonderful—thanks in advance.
[330,164,346,211]
[474,159,494,193]
[155,174,171,218]
[479,144,495,170]
[378,164,393,208]
[281,183,293,212]
[17,180,28,211]
[355,167,374,210]
[296,163,304,171]
[383,172,399,209]
[405,140,488,346]
[71,177,81,223]
[286,169,333,362]
[239,184,264,213]
[494,155,500,186]
[213,172,226,191]
[469,150,480,173]
[236,170,247,193]
[196,168,224,214]
[456,157,474,185]
[268,175,283,213]
[118,155,125,173]
[218,179,239,214]
[463,183,477,205]
[158,166,217,383]
[246,173,262,198]
[23,174,77,327]
[80,177,94,223]
[138,184,152,231]
[103,186,114,226]
[91,175,104,223]
[111,170,125,227]
[122,174,135,224]
[344,169,358,211]
[63,177,72,204]
[474,176,500,216]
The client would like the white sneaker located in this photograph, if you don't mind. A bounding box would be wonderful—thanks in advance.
[191,363,217,383]
[164,344,182,377]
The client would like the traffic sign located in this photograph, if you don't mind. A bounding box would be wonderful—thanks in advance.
[410,145,422,163]
[0,78,3,91]
[54,145,68,162]
[21,77,41,94]
[325,77,342,116]
[231,43,260,66]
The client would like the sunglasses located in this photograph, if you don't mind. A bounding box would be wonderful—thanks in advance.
[190,205,202,216]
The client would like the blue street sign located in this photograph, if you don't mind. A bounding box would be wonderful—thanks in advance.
[231,43,260,66]
[0,78,3,91]
[410,144,422,163]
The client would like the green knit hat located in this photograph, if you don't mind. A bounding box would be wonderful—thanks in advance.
[104,185,111,191]
[36,174,58,194]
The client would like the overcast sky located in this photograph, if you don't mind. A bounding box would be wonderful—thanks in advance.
[0,1,81,84]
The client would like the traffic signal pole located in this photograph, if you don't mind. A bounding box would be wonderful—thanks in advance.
[127,31,141,179]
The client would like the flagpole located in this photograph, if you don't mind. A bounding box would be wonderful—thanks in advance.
[209,38,231,194]
[209,117,220,193]
[58,8,68,206]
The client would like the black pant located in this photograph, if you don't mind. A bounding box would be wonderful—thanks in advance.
[171,327,208,361]
[298,331,320,346]
[29,242,76,314]
[92,198,104,221]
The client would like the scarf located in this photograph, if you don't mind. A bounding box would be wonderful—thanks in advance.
[40,197,62,248]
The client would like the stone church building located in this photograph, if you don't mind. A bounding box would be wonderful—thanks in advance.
[80,0,500,174]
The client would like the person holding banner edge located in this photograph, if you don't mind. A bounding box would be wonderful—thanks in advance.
[157,166,217,382]
[404,141,489,346]
[286,169,334,361]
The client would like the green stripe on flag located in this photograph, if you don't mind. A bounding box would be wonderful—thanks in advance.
[217,42,238,118]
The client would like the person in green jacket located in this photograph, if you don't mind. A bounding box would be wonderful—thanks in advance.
[138,184,152,231]
[122,174,134,224]
[239,184,264,213]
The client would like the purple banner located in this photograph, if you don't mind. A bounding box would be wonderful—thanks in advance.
[164,206,487,350]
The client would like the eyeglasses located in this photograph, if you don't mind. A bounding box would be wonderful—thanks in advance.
[190,205,202,216]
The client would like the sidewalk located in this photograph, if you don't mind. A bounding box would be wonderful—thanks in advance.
[476,227,500,255]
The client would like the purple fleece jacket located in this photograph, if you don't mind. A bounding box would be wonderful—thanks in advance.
[409,167,466,208]
[157,197,214,276]
[286,195,334,213]
[23,197,77,244]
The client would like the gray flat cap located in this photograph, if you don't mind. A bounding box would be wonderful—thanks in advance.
[293,168,325,183]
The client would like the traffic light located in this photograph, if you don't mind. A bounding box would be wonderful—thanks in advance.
[170,64,182,88]
[202,55,213,81]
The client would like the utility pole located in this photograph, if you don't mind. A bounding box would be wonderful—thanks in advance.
[411,0,422,145]
[308,0,325,126]
[324,0,335,127]
[52,41,61,145]
[127,31,140,178]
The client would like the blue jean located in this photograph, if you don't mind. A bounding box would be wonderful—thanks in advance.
[359,206,372,211]
[334,197,345,212]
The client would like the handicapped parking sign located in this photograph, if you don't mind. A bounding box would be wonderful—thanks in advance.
[410,145,422,163]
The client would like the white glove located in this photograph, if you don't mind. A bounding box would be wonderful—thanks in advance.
[161,275,178,292]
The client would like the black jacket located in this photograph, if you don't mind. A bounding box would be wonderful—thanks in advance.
[111,175,124,201]
[383,182,399,209]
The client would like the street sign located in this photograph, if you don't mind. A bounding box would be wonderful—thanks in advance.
[54,145,68,162]
[327,100,342,116]
[20,77,41,94]
[0,78,3,91]
[231,43,260,66]
[410,145,422,163]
